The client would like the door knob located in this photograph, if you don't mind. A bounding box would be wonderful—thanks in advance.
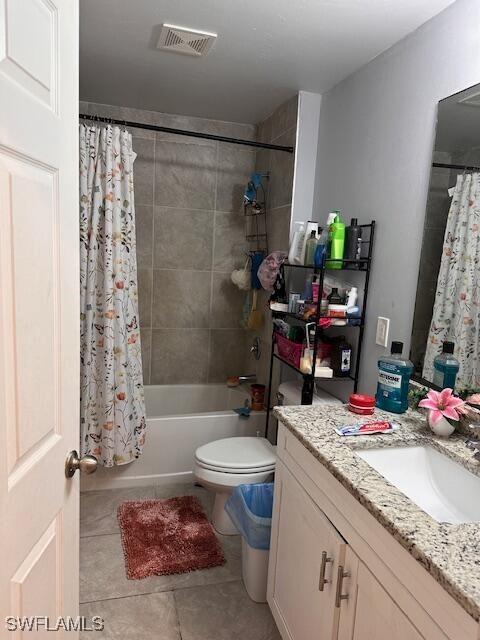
[65,450,98,478]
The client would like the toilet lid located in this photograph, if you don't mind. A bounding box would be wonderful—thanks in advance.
[195,437,276,471]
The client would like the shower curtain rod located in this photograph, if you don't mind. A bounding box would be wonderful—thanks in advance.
[433,162,480,171]
[79,113,294,153]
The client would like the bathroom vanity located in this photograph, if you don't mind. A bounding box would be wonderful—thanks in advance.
[268,405,480,640]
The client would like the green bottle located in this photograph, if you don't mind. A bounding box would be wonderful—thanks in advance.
[326,213,345,269]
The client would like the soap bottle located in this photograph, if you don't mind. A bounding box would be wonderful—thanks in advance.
[325,212,338,260]
[326,213,346,269]
[304,230,317,265]
[327,287,342,304]
[288,221,306,265]
[376,341,414,414]
[344,218,362,267]
[331,336,352,377]
[300,221,319,266]
[346,287,358,310]
[314,226,327,267]
[433,341,460,389]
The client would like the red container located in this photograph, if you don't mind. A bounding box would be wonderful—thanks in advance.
[275,333,304,369]
[348,393,375,415]
[250,384,266,411]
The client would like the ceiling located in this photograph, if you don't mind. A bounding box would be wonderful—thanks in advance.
[80,0,455,125]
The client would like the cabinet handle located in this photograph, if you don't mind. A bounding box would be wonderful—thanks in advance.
[318,551,332,591]
[335,565,350,608]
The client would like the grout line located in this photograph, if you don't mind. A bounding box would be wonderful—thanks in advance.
[80,588,174,606]
[80,531,120,541]
[152,204,217,214]
[172,579,243,597]
[207,141,220,383]
[148,135,156,385]
[171,591,184,640]
[141,327,240,331]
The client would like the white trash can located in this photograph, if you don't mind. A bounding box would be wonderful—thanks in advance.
[241,538,269,603]
[224,483,274,603]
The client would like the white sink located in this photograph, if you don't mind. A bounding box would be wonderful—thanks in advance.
[357,445,480,524]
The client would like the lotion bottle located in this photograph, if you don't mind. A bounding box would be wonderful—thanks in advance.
[288,221,306,264]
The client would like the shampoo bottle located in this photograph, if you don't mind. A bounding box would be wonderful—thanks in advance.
[314,226,327,267]
[288,221,306,265]
[300,221,319,266]
[344,218,362,267]
[304,230,317,265]
[376,341,413,414]
[433,341,460,389]
[326,213,345,269]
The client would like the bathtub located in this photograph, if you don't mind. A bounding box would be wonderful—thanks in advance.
[81,384,266,491]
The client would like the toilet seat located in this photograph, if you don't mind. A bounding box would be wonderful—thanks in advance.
[195,459,275,474]
[194,437,276,474]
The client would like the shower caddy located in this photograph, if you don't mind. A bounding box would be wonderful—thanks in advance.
[265,220,376,438]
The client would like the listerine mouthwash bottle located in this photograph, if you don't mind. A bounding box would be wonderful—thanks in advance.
[376,341,413,414]
[433,341,460,389]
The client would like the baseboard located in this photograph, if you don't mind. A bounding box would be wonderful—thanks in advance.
[80,470,195,492]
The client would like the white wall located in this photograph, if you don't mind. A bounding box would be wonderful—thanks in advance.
[313,0,480,395]
[291,91,322,236]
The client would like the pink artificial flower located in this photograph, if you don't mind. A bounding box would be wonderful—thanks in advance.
[418,388,464,424]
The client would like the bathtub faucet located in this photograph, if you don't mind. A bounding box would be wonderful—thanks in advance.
[238,374,257,384]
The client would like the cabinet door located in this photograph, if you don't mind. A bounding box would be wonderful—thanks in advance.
[268,461,346,640]
[338,548,423,640]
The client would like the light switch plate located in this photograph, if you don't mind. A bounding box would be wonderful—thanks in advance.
[376,316,390,347]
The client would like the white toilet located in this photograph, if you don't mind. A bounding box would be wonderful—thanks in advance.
[194,436,276,535]
[194,382,340,535]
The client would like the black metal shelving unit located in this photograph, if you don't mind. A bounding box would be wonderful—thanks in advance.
[265,221,375,440]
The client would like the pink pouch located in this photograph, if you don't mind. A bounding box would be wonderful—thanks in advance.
[258,252,288,292]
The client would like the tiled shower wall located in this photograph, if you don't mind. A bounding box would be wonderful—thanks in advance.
[80,101,257,384]
[80,96,297,388]
[250,96,298,387]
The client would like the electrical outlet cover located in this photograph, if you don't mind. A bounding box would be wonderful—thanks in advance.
[376,317,390,347]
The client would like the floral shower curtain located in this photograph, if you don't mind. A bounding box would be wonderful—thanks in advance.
[80,124,146,466]
[423,172,480,388]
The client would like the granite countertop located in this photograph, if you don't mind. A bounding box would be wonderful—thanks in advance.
[273,404,480,622]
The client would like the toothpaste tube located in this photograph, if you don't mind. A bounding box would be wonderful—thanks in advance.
[335,421,399,436]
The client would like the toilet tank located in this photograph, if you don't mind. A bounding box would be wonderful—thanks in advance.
[277,381,342,406]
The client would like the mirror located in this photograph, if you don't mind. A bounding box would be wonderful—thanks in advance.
[411,83,480,391]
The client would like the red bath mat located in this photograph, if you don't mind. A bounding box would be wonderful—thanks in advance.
[117,496,225,579]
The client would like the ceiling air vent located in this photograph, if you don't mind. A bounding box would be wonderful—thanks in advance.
[157,24,217,57]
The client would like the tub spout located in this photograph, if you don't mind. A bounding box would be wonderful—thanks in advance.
[238,374,257,384]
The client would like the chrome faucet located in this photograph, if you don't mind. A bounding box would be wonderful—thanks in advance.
[238,374,257,384]
[466,439,480,461]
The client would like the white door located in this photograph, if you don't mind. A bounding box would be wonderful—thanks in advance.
[268,461,346,640]
[0,0,81,633]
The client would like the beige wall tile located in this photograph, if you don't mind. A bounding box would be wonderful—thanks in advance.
[135,205,153,269]
[213,211,249,272]
[154,141,216,210]
[268,129,295,209]
[270,94,298,141]
[153,207,214,270]
[150,329,209,384]
[216,144,256,213]
[152,269,211,328]
[137,268,152,328]
[140,328,151,385]
[209,329,250,382]
[211,273,246,329]
[132,137,155,206]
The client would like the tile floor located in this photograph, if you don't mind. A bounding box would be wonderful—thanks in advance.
[80,483,281,639]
